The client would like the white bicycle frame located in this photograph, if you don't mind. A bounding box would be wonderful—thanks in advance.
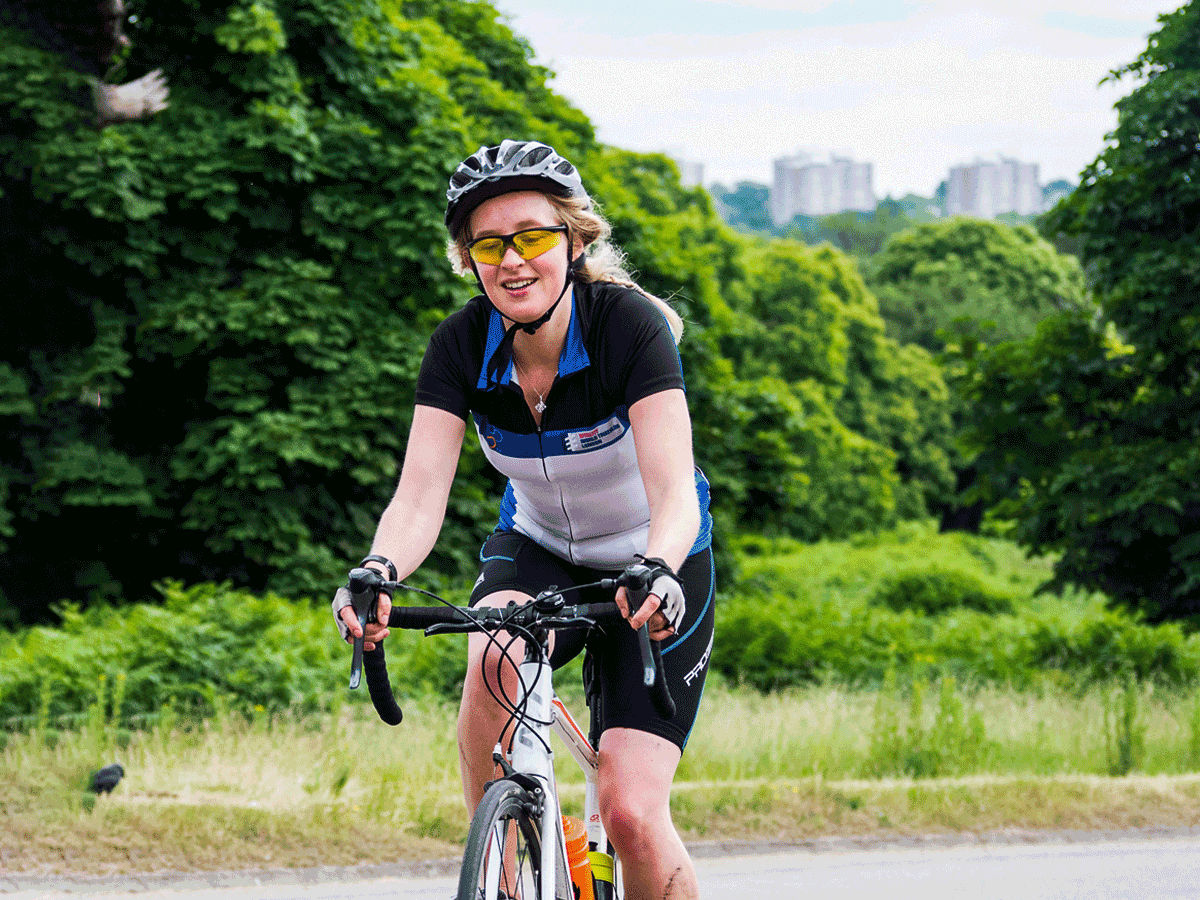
[503,655,614,900]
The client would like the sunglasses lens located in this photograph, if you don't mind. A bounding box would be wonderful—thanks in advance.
[468,238,506,265]
[512,229,562,259]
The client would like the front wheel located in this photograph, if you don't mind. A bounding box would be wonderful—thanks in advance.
[457,779,570,900]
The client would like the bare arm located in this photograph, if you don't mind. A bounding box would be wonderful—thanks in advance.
[621,388,701,637]
[339,404,466,646]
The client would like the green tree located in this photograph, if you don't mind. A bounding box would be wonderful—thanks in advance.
[785,200,915,258]
[0,0,592,621]
[966,1,1200,621]
[869,217,1086,352]
[867,217,1088,530]
[717,239,954,525]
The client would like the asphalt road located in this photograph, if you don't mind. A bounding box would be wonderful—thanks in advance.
[6,836,1200,899]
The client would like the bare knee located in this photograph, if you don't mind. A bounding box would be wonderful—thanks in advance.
[596,729,683,859]
[600,779,667,855]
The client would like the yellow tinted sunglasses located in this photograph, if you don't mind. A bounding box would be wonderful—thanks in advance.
[466,226,567,266]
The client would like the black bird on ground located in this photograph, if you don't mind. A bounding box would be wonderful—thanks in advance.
[90,763,125,794]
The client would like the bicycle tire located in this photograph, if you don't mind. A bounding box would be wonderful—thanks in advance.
[457,779,571,900]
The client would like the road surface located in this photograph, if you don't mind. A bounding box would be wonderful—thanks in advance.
[6,836,1200,898]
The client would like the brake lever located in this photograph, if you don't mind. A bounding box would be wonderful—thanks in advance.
[620,565,675,717]
[620,565,656,685]
[636,622,655,687]
[346,567,382,689]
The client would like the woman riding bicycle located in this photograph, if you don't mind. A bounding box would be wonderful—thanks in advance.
[336,140,715,900]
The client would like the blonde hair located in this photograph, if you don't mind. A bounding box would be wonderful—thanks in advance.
[446,193,684,345]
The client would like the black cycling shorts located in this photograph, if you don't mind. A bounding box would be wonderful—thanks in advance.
[469,530,716,752]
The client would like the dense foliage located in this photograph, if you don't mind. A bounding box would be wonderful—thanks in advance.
[714,528,1200,693]
[2,0,561,618]
[719,240,954,522]
[0,580,465,725]
[0,0,955,624]
[870,566,1015,617]
[965,1,1200,621]
[861,218,1088,530]
[868,217,1087,352]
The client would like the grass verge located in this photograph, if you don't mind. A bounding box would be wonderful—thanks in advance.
[6,678,1200,877]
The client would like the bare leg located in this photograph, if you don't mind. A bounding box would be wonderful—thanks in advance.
[597,727,698,900]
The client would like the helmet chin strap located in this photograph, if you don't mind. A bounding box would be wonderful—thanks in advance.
[480,249,586,390]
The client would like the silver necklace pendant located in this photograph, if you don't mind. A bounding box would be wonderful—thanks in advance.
[514,358,548,415]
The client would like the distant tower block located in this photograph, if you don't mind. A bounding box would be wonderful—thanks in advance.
[771,151,876,226]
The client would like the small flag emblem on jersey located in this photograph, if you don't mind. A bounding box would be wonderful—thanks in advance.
[564,417,625,452]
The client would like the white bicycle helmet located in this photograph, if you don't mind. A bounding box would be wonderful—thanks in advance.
[445,140,590,237]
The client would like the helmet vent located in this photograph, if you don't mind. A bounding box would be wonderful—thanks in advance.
[499,143,524,165]
[522,146,552,167]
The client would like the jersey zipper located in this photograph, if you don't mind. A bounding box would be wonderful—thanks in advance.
[532,378,575,547]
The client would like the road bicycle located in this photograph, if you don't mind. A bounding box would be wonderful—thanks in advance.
[344,563,675,900]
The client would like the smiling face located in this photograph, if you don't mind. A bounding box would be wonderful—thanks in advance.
[466,191,575,325]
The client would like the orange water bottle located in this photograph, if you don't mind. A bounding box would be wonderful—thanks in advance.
[562,815,595,900]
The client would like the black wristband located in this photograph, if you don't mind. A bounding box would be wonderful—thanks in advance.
[360,555,397,581]
[635,554,676,578]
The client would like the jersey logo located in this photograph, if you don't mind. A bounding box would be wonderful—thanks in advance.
[564,417,625,453]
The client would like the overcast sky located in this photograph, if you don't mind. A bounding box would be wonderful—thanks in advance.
[488,0,1180,197]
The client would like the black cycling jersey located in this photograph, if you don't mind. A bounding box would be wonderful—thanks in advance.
[415,280,713,569]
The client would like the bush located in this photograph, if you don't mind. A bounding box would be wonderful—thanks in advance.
[870,566,1016,616]
[1024,608,1200,684]
[715,564,1200,692]
[712,590,904,690]
[714,598,820,692]
[0,581,471,728]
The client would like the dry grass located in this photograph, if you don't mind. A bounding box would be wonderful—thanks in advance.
[4,681,1200,877]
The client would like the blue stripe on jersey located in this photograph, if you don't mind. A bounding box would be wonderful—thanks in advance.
[498,482,517,532]
[475,302,592,391]
[558,301,590,376]
[473,409,633,460]
[473,413,545,459]
[476,309,514,390]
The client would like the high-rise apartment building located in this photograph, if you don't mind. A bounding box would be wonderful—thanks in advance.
[675,159,705,189]
[664,150,705,189]
[771,152,876,226]
[944,157,1042,218]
